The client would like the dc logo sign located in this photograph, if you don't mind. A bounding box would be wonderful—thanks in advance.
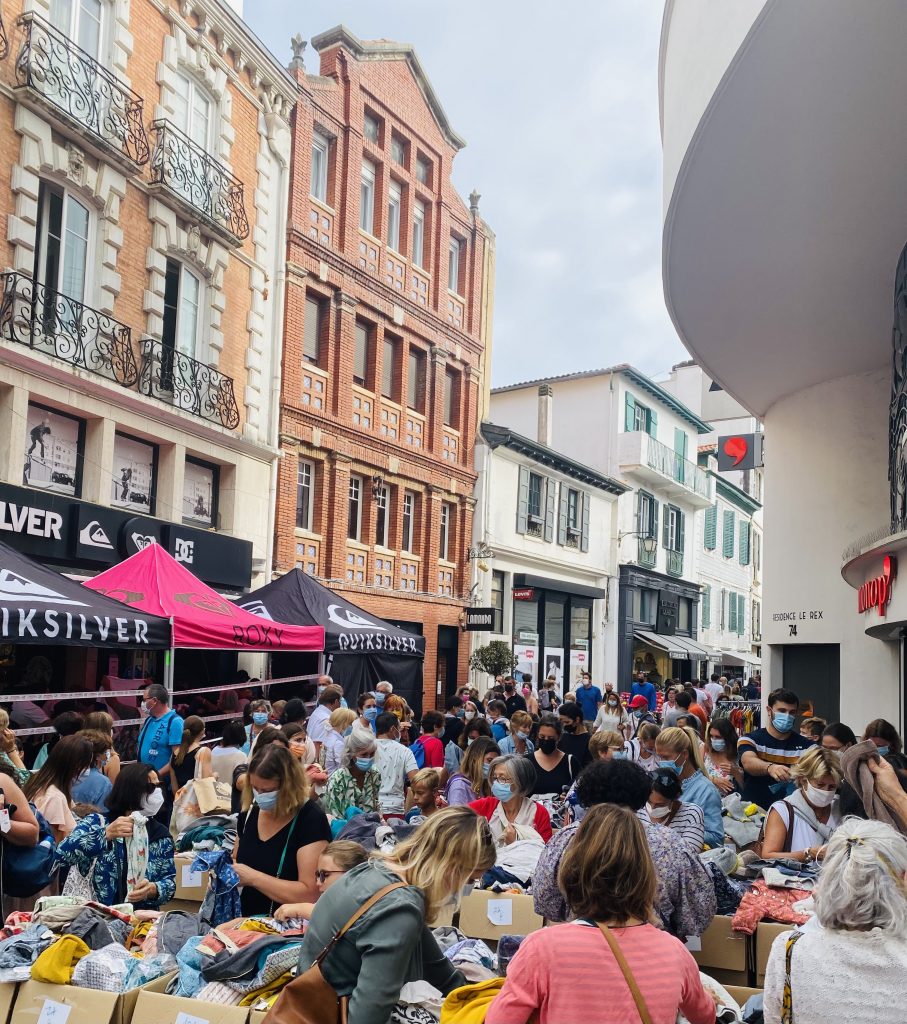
[174,539,195,564]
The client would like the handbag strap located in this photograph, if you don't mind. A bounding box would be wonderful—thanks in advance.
[267,808,303,917]
[596,923,653,1024]
[781,930,803,1024]
[313,881,407,968]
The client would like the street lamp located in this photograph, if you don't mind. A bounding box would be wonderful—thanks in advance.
[467,542,493,571]
[617,531,658,557]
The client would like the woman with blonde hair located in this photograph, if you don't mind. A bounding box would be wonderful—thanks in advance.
[445,736,499,805]
[234,742,331,916]
[654,726,723,847]
[498,710,535,756]
[323,707,356,777]
[293,807,495,1023]
[760,744,841,862]
[488,804,716,1024]
[763,818,907,1023]
[171,715,212,792]
[83,711,120,783]
[588,730,626,762]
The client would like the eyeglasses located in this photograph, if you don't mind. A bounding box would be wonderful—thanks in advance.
[315,869,343,884]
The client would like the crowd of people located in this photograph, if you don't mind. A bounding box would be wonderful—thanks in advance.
[2,667,907,1022]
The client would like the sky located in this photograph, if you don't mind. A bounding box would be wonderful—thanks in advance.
[246,0,688,388]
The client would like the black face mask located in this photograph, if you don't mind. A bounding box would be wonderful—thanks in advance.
[539,737,558,755]
[563,724,576,734]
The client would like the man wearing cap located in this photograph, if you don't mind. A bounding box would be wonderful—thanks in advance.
[629,694,656,736]
[630,671,658,713]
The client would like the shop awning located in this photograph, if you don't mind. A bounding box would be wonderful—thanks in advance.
[670,636,717,660]
[717,650,762,668]
[633,629,693,660]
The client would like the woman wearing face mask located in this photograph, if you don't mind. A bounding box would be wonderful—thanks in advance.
[54,762,176,908]
[244,699,273,754]
[323,728,381,818]
[357,692,380,733]
[289,808,495,1024]
[703,718,743,796]
[863,718,903,759]
[283,722,329,788]
[557,702,592,769]
[625,722,660,772]
[653,727,724,848]
[529,715,578,797]
[594,691,629,739]
[273,840,368,921]
[643,770,706,853]
[498,711,536,756]
[71,729,115,810]
[323,708,357,777]
[760,745,842,862]
[445,736,500,806]
[470,754,552,845]
[25,734,93,845]
[234,742,331,916]
[521,682,540,718]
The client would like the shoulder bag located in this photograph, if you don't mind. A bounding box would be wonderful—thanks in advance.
[781,930,804,1024]
[596,923,653,1024]
[265,881,407,1024]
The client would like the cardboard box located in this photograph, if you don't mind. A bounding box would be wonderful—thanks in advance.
[458,891,542,941]
[173,855,209,902]
[159,899,207,915]
[132,990,249,1024]
[755,921,794,983]
[690,915,749,987]
[0,984,17,1024]
[11,973,172,1024]
[724,985,763,1007]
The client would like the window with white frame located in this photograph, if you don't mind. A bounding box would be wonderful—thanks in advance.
[310,132,329,203]
[387,181,402,252]
[360,160,376,235]
[296,460,314,531]
[163,258,202,358]
[439,502,453,561]
[375,485,389,548]
[35,182,90,309]
[354,320,370,387]
[665,505,685,551]
[567,488,580,532]
[412,200,425,269]
[171,71,212,149]
[303,294,324,365]
[402,490,416,553]
[347,476,363,541]
[448,237,462,293]
[51,0,103,59]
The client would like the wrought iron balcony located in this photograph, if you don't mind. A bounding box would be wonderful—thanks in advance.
[15,12,149,167]
[138,337,240,429]
[0,271,137,387]
[666,549,685,577]
[149,120,249,244]
[0,8,9,62]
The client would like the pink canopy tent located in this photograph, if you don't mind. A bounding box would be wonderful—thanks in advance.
[83,542,324,653]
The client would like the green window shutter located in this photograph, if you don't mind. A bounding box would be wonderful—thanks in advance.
[674,428,688,458]
[723,510,735,558]
[728,591,738,633]
[702,585,711,629]
[516,466,530,534]
[662,503,670,548]
[647,408,658,438]
[624,393,636,431]
[580,492,590,553]
[677,510,685,552]
[739,520,751,565]
[704,504,717,550]
[738,594,746,635]
[543,478,556,543]
[557,484,568,545]
[651,498,659,540]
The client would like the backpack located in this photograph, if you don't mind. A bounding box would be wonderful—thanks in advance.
[1,805,57,897]
[410,737,426,769]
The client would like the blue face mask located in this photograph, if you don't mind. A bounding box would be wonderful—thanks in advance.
[710,739,726,752]
[364,707,379,723]
[491,781,514,802]
[657,759,681,774]
[343,726,353,737]
[340,697,349,709]
[355,757,374,772]
[254,788,278,810]
[252,712,269,727]
[612,751,627,760]
[516,731,529,741]
[375,692,386,705]
[877,745,890,758]
[773,711,795,734]
[482,762,491,777]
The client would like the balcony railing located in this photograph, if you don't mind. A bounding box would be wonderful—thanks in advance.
[149,119,249,243]
[15,12,149,166]
[138,337,240,429]
[646,435,711,500]
[0,9,9,61]
[638,538,656,567]
[666,549,684,577]
[0,271,137,387]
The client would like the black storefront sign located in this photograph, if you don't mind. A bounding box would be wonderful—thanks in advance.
[464,607,494,631]
[656,590,679,635]
[0,481,251,589]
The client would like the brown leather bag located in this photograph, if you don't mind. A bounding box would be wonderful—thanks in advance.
[264,881,407,1024]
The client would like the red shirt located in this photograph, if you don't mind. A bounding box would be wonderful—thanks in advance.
[417,734,445,769]
[469,796,553,843]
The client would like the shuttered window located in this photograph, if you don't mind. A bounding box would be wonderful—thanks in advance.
[728,591,738,633]
[704,504,717,550]
[702,585,711,629]
[739,520,751,566]
[737,593,746,635]
[723,510,735,558]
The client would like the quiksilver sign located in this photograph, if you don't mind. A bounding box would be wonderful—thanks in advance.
[858,555,897,616]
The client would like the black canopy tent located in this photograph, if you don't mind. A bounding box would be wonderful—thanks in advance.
[0,538,172,648]
[234,570,425,708]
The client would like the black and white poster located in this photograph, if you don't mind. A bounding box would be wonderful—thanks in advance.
[111,434,155,513]
[23,404,83,496]
[183,459,217,527]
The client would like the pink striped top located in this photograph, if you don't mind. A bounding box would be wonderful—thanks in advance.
[486,922,715,1024]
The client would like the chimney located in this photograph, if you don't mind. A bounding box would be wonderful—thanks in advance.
[538,384,553,447]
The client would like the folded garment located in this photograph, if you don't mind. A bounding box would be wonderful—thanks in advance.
[432,927,467,952]
[442,939,495,971]
[173,934,207,998]
[237,971,293,1006]
[197,981,245,1005]
[762,867,816,891]
[69,908,129,950]
[0,924,55,982]
[0,912,33,941]
[441,978,505,1024]
[841,740,907,835]
[32,933,91,984]
[72,942,135,991]
[707,863,745,916]
[202,938,303,994]
[158,909,208,956]
[731,879,812,934]
[197,929,269,958]
[33,898,132,933]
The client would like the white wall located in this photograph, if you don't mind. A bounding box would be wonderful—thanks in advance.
[763,369,898,728]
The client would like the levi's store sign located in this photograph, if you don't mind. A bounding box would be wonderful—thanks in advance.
[513,587,535,601]
[858,555,897,616]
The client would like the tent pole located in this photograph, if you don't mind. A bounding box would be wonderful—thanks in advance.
[318,652,325,676]
[164,617,175,706]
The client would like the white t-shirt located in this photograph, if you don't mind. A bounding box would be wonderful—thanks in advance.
[375,737,418,813]
[705,682,725,705]
[308,704,332,744]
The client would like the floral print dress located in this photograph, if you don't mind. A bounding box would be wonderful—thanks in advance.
[323,767,381,818]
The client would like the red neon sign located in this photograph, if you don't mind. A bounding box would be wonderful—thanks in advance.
[858,555,897,616]
[722,436,749,467]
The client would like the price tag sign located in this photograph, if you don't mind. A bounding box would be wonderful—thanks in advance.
[486,899,512,926]
[175,1013,209,1024]
[37,999,72,1024]
[0,808,11,833]
[685,935,702,952]
[181,865,204,888]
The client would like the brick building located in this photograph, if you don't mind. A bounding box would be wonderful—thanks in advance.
[276,27,495,706]
[0,0,295,682]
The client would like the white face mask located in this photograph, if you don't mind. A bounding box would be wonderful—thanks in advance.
[139,789,165,818]
[805,783,836,808]
[647,803,671,820]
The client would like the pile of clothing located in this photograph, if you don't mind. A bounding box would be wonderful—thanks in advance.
[175,814,237,854]
[0,896,206,992]
[171,916,305,1011]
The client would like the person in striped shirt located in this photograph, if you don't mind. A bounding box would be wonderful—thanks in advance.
[738,687,815,809]
[642,768,705,852]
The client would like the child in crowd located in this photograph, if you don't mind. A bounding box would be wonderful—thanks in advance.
[273,840,368,921]
[405,768,445,823]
